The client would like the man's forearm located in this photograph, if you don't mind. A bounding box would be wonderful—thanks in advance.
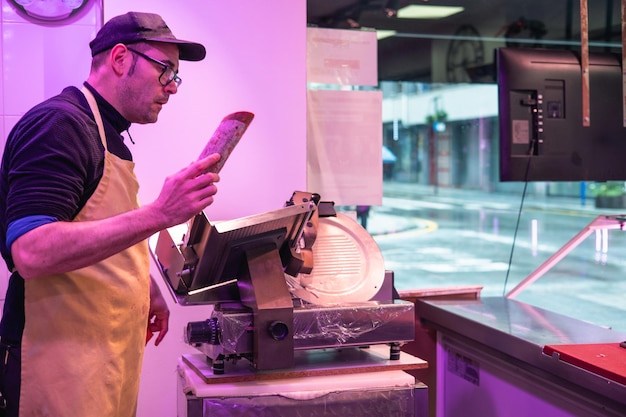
[11,204,167,279]
[11,154,221,279]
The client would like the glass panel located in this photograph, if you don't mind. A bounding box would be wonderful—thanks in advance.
[307,0,626,332]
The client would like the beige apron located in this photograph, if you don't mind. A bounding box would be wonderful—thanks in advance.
[20,88,150,417]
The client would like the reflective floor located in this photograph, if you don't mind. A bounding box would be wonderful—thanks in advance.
[365,182,626,334]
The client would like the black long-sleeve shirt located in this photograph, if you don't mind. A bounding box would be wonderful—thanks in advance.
[0,83,133,343]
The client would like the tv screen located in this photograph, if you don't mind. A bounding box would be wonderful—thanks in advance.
[497,47,626,181]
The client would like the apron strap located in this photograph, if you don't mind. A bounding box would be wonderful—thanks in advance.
[81,86,108,152]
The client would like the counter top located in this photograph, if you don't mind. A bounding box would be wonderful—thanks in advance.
[182,344,427,384]
[415,296,626,408]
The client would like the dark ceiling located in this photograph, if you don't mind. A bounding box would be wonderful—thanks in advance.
[307,0,623,83]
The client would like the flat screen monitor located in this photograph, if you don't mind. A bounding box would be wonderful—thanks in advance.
[497,47,626,181]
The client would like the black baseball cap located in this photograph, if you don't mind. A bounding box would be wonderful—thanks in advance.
[89,11,206,61]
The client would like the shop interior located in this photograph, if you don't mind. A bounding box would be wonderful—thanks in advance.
[1,0,626,416]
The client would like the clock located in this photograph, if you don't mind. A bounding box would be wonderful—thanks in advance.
[445,24,485,83]
[9,0,91,23]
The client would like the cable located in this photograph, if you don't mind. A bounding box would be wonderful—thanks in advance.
[502,140,535,296]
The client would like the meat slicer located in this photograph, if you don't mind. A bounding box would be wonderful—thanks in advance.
[151,191,415,374]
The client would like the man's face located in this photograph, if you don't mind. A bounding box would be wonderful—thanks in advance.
[118,42,180,124]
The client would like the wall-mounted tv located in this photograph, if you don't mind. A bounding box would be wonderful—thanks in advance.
[497,47,626,182]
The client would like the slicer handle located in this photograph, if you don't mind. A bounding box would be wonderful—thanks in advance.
[268,321,289,341]
[185,318,220,345]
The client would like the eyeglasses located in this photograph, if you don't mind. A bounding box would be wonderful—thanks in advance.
[127,47,182,88]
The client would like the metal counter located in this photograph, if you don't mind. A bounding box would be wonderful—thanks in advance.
[415,296,626,416]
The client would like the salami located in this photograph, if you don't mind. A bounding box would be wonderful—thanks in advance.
[199,111,254,173]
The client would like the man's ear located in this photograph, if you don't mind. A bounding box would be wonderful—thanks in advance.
[109,43,131,76]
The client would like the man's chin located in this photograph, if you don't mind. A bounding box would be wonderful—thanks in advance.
[135,114,159,124]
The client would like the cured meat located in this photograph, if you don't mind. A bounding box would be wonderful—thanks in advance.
[199,111,254,173]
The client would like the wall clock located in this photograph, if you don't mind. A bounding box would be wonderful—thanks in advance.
[446,24,485,83]
[9,0,91,23]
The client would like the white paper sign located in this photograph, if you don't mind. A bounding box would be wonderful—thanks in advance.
[307,89,383,205]
[307,27,378,86]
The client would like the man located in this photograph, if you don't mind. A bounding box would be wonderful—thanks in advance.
[0,12,221,417]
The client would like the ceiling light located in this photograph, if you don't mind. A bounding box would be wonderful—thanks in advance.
[397,5,464,19]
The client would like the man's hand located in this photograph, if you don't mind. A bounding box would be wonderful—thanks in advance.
[146,276,170,346]
[150,153,221,227]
